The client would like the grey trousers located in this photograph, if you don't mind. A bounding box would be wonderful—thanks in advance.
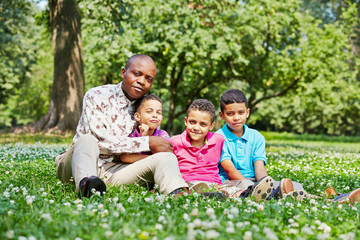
[55,134,188,195]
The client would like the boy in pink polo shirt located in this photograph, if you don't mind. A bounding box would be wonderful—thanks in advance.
[171,99,274,200]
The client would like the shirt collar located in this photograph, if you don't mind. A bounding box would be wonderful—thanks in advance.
[222,124,249,142]
[133,127,161,137]
[115,82,135,106]
[180,130,216,148]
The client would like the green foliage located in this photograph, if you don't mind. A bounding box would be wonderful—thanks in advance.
[0,1,52,128]
[1,138,360,239]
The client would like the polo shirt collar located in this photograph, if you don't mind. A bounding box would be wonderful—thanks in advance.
[180,130,216,148]
[223,124,249,142]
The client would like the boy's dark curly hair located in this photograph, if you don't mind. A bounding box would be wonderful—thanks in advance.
[187,99,216,122]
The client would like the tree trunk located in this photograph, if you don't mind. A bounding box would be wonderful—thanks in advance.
[19,0,84,133]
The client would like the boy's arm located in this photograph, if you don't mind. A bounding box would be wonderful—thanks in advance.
[254,160,268,181]
[220,160,246,180]
[119,153,149,164]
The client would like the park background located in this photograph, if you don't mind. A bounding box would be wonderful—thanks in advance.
[1,0,360,136]
[2,1,360,240]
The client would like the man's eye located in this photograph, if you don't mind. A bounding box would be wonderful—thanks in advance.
[146,77,153,83]
[134,72,140,76]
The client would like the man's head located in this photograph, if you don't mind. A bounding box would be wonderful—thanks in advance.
[121,54,157,101]
[185,99,216,144]
[219,89,250,135]
[134,94,163,130]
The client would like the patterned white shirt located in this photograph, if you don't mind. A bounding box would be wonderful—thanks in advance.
[70,82,150,160]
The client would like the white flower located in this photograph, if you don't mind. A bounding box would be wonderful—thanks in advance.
[28,236,36,240]
[183,213,190,221]
[113,211,119,218]
[318,223,331,233]
[63,202,71,207]
[193,219,202,228]
[337,204,343,210]
[206,230,220,239]
[310,199,316,205]
[206,208,215,217]
[230,207,239,217]
[18,236,27,240]
[243,231,252,240]
[127,197,133,203]
[116,203,125,213]
[301,226,313,235]
[257,204,264,212]
[41,213,52,221]
[105,231,113,237]
[8,210,13,216]
[263,227,278,240]
[6,230,14,239]
[155,223,163,230]
[288,218,294,224]
[191,208,199,216]
[226,227,235,233]
[49,200,54,204]
[288,229,298,234]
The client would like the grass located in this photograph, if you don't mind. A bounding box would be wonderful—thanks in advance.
[0,133,359,240]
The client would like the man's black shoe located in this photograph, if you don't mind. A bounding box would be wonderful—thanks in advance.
[79,176,106,198]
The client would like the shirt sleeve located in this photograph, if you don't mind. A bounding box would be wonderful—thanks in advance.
[252,134,266,165]
[79,92,150,154]
[219,140,231,163]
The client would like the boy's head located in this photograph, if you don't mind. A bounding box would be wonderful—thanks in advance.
[134,94,163,130]
[219,89,250,135]
[185,99,216,144]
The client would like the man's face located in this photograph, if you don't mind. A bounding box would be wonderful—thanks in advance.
[185,109,215,144]
[219,102,250,134]
[134,99,163,130]
[121,57,157,101]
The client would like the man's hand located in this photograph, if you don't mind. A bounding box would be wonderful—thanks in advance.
[149,136,173,153]
[139,123,150,136]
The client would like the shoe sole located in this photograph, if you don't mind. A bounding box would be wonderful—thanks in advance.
[250,176,274,201]
[284,190,308,201]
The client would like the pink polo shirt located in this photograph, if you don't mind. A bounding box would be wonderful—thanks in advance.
[170,131,224,184]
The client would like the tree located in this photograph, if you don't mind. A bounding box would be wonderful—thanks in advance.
[24,0,84,133]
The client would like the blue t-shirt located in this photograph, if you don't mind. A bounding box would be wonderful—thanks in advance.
[216,124,266,181]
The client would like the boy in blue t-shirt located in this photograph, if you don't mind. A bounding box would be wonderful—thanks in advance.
[216,89,305,200]
[216,89,360,203]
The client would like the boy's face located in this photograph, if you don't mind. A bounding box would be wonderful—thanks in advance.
[134,99,163,130]
[185,109,215,143]
[219,102,250,134]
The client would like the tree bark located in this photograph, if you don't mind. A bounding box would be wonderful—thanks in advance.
[19,0,84,133]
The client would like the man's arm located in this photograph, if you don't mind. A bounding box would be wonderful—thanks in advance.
[120,153,149,163]
[220,159,246,180]
[254,160,268,181]
[149,136,173,153]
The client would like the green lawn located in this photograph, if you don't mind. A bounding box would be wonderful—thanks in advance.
[0,133,359,240]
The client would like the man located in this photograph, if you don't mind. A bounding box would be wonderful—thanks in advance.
[55,54,188,198]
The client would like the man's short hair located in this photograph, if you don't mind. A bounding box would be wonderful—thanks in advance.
[134,94,163,113]
[220,89,248,112]
[125,54,157,70]
[187,99,216,122]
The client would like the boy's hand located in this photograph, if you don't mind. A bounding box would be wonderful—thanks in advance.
[149,136,173,153]
[139,123,150,136]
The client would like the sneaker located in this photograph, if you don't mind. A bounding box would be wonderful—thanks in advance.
[334,188,360,204]
[267,178,294,200]
[79,176,106,198]
[279,178,294,197]
[249,176,274,201]
[190,182,211,193]
[283,190,308,201]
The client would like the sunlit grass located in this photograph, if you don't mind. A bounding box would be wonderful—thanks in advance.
[0,134,359,239]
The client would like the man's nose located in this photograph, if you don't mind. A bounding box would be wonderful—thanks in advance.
[137,76,146,85]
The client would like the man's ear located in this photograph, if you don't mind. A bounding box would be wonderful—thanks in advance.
[209,122,216,131]
[121,68,126,78]
[219,111,224,120]
[246,108,250,118]
[134,112,141,122]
